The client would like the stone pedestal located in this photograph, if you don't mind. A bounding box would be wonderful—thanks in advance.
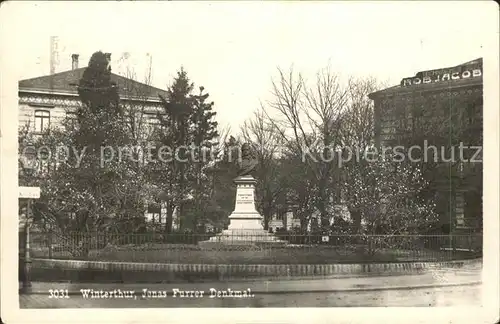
[227,175,264,230]
[199,175,285,246]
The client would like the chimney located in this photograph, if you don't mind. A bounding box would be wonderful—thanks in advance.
[71,54,79,70]
[50,36,59,75]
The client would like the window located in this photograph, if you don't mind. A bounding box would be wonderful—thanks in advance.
[38,158,51,175]
[65,111,78,129]
[34,110,50,133]
[144,113,160,136]
[147,203,163,224]
[455,193,465,227]
[66,111,77,120]
[275,209,286,221]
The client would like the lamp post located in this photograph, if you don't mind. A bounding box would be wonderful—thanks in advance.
[19,153,40,294]
[20,199,32,294]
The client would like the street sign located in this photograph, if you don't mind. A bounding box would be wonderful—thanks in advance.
[19,187,40,199]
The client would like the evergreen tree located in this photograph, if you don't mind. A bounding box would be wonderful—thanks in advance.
[186,86,218,231]
[150,68,219,233]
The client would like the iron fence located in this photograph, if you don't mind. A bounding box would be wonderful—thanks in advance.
[26,231,482,264]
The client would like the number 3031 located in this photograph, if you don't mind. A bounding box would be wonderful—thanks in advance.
[48,289,69,298]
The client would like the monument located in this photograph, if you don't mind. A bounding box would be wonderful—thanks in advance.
[199,143,286,246]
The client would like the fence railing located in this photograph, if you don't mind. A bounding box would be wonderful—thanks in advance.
[26,231,482,263]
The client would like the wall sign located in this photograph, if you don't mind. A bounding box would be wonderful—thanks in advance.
[19,186,41,199]
[401,59,483,87]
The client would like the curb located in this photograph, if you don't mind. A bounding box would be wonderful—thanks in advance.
[31,258,481,279]
[23,271,441,283]
[21,280,482,296]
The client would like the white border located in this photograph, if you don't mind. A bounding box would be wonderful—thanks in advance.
[1,2,498,324]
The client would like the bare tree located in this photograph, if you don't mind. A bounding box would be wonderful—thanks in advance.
[241,107,285,229]
[264,65,348,230]
[115,57,167,231]
[339,77,380,149]
[119,57,159,146]
[338,76,381,233]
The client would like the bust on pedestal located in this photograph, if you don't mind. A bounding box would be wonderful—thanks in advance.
[199,144,285,246]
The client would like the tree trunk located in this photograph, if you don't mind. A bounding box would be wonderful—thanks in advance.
[349,207,362,234]
[317,195,329,231]
[317,171,331,230]
[262,204,273,230]
[300,215,309,233]
[73,233,91,259]
[164,202,175,234]
[177,200,187,231]
[320,208,329,229]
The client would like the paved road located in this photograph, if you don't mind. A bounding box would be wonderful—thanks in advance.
[19,268,481,308]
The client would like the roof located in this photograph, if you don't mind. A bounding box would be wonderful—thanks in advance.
[19,68,169,101]
[369,58,483,99]
[368,77,483,99]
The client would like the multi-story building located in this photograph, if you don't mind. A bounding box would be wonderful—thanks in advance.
[268,209,300,233]
[18,53,166,137]
[368,58,483,234]
[18,53,179,230]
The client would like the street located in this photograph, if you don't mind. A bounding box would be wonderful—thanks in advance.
[19,268,482,308]
[19,284,481,307]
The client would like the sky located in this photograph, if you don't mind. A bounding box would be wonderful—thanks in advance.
[2,1,498,130]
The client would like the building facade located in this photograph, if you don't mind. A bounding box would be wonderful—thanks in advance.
[18,53,179,230]
[369,58,483,234]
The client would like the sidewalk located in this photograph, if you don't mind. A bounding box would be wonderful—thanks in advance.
[22,267,481,295]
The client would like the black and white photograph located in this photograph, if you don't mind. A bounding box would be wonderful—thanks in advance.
[1,1,498,323]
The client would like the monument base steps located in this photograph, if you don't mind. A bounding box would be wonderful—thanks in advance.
[198,175,286,247]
